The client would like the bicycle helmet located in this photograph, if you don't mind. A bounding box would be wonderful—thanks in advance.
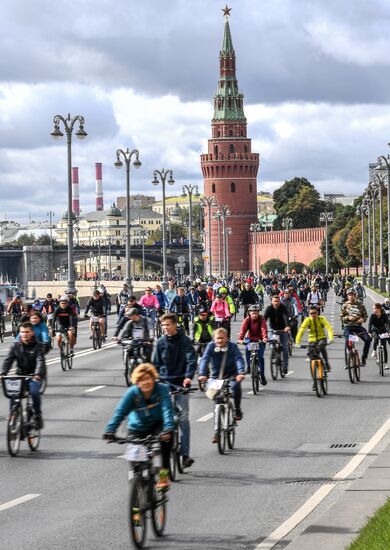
[248,305,260,312]
[59,296,69,303]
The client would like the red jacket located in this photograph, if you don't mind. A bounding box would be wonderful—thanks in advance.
[239,315,268,341]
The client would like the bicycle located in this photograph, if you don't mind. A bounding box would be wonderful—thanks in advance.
[207,377,237,455]
[57,327,73,371]
[0,313,5,342]
[11,312,21,337]
[194,342,209,391]
[373,330,389,377]
[299,341,329,397]
[110,434,168,548]
[343,332,361,384]
[167,384,197,480]
[121,339,149,387]
[241,341,261,394]
[46,313,55,348]
[269,330,287,380]
[91,315,103,350]
[1,375,41,456]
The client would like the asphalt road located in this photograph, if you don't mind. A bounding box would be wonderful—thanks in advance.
[1,292,390,550]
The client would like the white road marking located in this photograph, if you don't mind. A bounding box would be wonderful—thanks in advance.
[285,370,295,376]
[247,388,265,394]
[196,412,214,422]
[255,415,390,549]
[84,385,106,393]
[46,342,116,365]
[0,494,41,513]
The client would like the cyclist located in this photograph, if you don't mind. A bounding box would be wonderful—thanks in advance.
[152,312,197,469]
[84,289,106,341]
[237,304,268,386]
[340,288,371,367]
[210,292,231,332]
[139,287,160,324]
[65,289,80,343]
[217,287,236,318]
[263,295,290,374]
[198,328,246,439]
[164,280,177,307]
[355,282,366,304]
[307,285,322,310]
[116,283,130,320]
[296,305,334,374]
[154,284,169,316]
[254,281,265,309]
[7,293,23,317]
[98,285,111,337]
[368,303,390,369]
[24,310,51,354]
[239,282,258,318]
[197,283,209,308]
[114,308,154,362]
[169,287,191,334]
[41,293,58,317]
[53,297,76,354]
[1,321,46,429]
[191,306,215,356]
[280,289,299,342]
[0,298,5,332]
[103,363,174,491]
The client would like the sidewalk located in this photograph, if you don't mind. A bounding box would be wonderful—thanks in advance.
[285,286,390,549]
[285,443,390,549]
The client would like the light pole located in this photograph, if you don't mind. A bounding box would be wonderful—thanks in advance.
[364,193,373,286]
[182,184,200,280]
[373,176,386,291]
[200,195,217,277]
[51,113,87,292]
[114,148,142,294]
[376,152,390,293]
[250,222,262,276]
[137,227,147,278]
[356,204,367,285]
[47,211,55,247]
[281,217,293,273]
[212,211,222,275]
[152,169,175,290]
[366,184,378,287]
[319,211,333,275]
[217,204,231,276]
[224,227,232,275]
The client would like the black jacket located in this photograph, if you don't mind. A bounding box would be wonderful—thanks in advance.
[84,297,105,316]
[1,339,46,378]
[239,289,258,305]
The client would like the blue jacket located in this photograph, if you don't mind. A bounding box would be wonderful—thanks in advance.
[169,295,191,314]
[105,383,174,434]
[152,330,197,383]
[199,341,245,378]
[17,321,50,345]
[154,290,168,309]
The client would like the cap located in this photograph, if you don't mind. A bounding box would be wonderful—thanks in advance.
[128,308,139,316]
[219,287,227,294]
[347,288,357,295]
[128,295,137,301]
[198,307,209,314]
[93,289,101,295]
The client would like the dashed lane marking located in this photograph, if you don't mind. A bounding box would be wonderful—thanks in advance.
[46,342,116,365]
[197,413,214,422]
[84,385,106,393]
[0,494,41,513]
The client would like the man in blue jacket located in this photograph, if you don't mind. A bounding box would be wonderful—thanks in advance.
[152,312,197,469]
[198,328,245,441]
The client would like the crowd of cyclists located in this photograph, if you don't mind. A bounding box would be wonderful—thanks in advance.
[1,270,390,495]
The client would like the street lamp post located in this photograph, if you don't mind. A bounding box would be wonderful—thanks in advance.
[225,227,232,274]
[376,153,390,293]
[152,169,175,290]
[212,211,222,275]
[47,211,55,247]
[281,217,293,273]
[217,204,231,276]
[200,195,217,277]
[138,228,147,278]
[373,176,386,291]
[182,184,200,280]
[114,148,142,294]
[366,184,378,287]
[250,222,262,276]
[319,211,333,275]
[356,204,367,285]
[51,113,87,292]
[364,194,373,286]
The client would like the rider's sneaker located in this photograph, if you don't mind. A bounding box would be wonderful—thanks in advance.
[371,351,376,358]
[156,468,170,492]
[260,373,268,386]
[182,456,195,468]
[234,409,243,421]
[212,432,218,444]
[385,364,389,370]
[344,364,349,370]
[89,335,93,340]
[33,415,44,430]
[361,357,367,366]
[283,368,288,375]
[325,363,331,372]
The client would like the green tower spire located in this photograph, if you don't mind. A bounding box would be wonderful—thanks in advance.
[221,19,234,55]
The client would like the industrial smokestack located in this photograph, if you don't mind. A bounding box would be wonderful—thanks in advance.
[95,162,104,211]
[72,167,80,216]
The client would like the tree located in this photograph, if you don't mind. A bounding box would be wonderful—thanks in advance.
[148,223,185,243]
[289,261,307,273]
[261,258,287,274]
[309,257,326,272]
[16,233,35,246]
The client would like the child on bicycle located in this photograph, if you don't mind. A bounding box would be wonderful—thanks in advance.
[296,305,334,372]
[237,305,268,386]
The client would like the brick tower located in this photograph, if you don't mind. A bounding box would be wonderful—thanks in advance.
[201,7,259,274]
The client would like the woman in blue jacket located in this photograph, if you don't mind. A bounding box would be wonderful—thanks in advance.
[17,310,51,354]
[104,363,175,490]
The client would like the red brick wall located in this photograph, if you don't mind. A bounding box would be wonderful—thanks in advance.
[248,227,326,271]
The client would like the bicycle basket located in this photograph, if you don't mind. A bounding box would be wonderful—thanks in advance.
[124,443,149,462]
[2,377,25,399]
[205,378,224,400]
[348,335,359,343]
[247,342,259,351]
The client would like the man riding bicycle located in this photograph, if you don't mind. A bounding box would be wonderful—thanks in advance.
[263,295,290,374]
[169,287,191,334]
[237,304,268,386]
[84,289,106,341]
[191,306,215,355]
[340,288,371,367]
[114,308,154,362]
[53,297,76,354]
[296,305,334,374]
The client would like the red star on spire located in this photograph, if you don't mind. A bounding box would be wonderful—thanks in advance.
[222,5,232,17]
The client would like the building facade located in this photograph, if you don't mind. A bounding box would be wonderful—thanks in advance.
[201,11,259,273]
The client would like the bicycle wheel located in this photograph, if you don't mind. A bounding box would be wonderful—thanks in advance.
[279,355,286,378]
[169,429,178,481]
[151,487,167,537]
[129,476,147,549]
[0,326,4,343]
[321,371,328,395]
[251,354,259,394]
[347,351,356,383]
[217,406,226,455]
[92,327,98,350]
[7,407,22,457]
[288,338,293,357]
[60,341,67,371]
[227,403,235,450]
[270,348,278,380]
[11,319,16,337]
[27,409,41,451]
[66,341,73,370]
[125,355,132,387]
[378,346,385,377]
[354,351,361,382]
[313,361,324,398]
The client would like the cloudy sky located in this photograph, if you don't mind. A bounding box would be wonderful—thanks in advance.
[1,0,390,222]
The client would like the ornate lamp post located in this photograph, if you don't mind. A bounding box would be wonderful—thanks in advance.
[152,169,175,290]
[250,222,262,276]
[281,217,293,273]
[376,152,390,293]
[319,211,333,275]
[372,175,386,291]
[216,204,231,276]
[212,211,222,275]
[364,192,373,286]
[224,227,232,275]
[181,184,200,280]
[366,184,378,287]
[114,148,142,294]
[200,195,217,277]
[356,204,367,285]
[51,113,87,292]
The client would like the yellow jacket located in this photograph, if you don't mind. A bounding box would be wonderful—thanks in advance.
[296,315,334,344]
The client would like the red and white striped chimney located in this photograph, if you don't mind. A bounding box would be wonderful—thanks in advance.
[95,162,104,211]
[72,167,80,216]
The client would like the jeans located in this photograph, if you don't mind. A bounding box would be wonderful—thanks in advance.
[245,343,265,375]
[172,392,190,457]
[11,380,41,416]
[344,325,371,360]
[277,332,289,370]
